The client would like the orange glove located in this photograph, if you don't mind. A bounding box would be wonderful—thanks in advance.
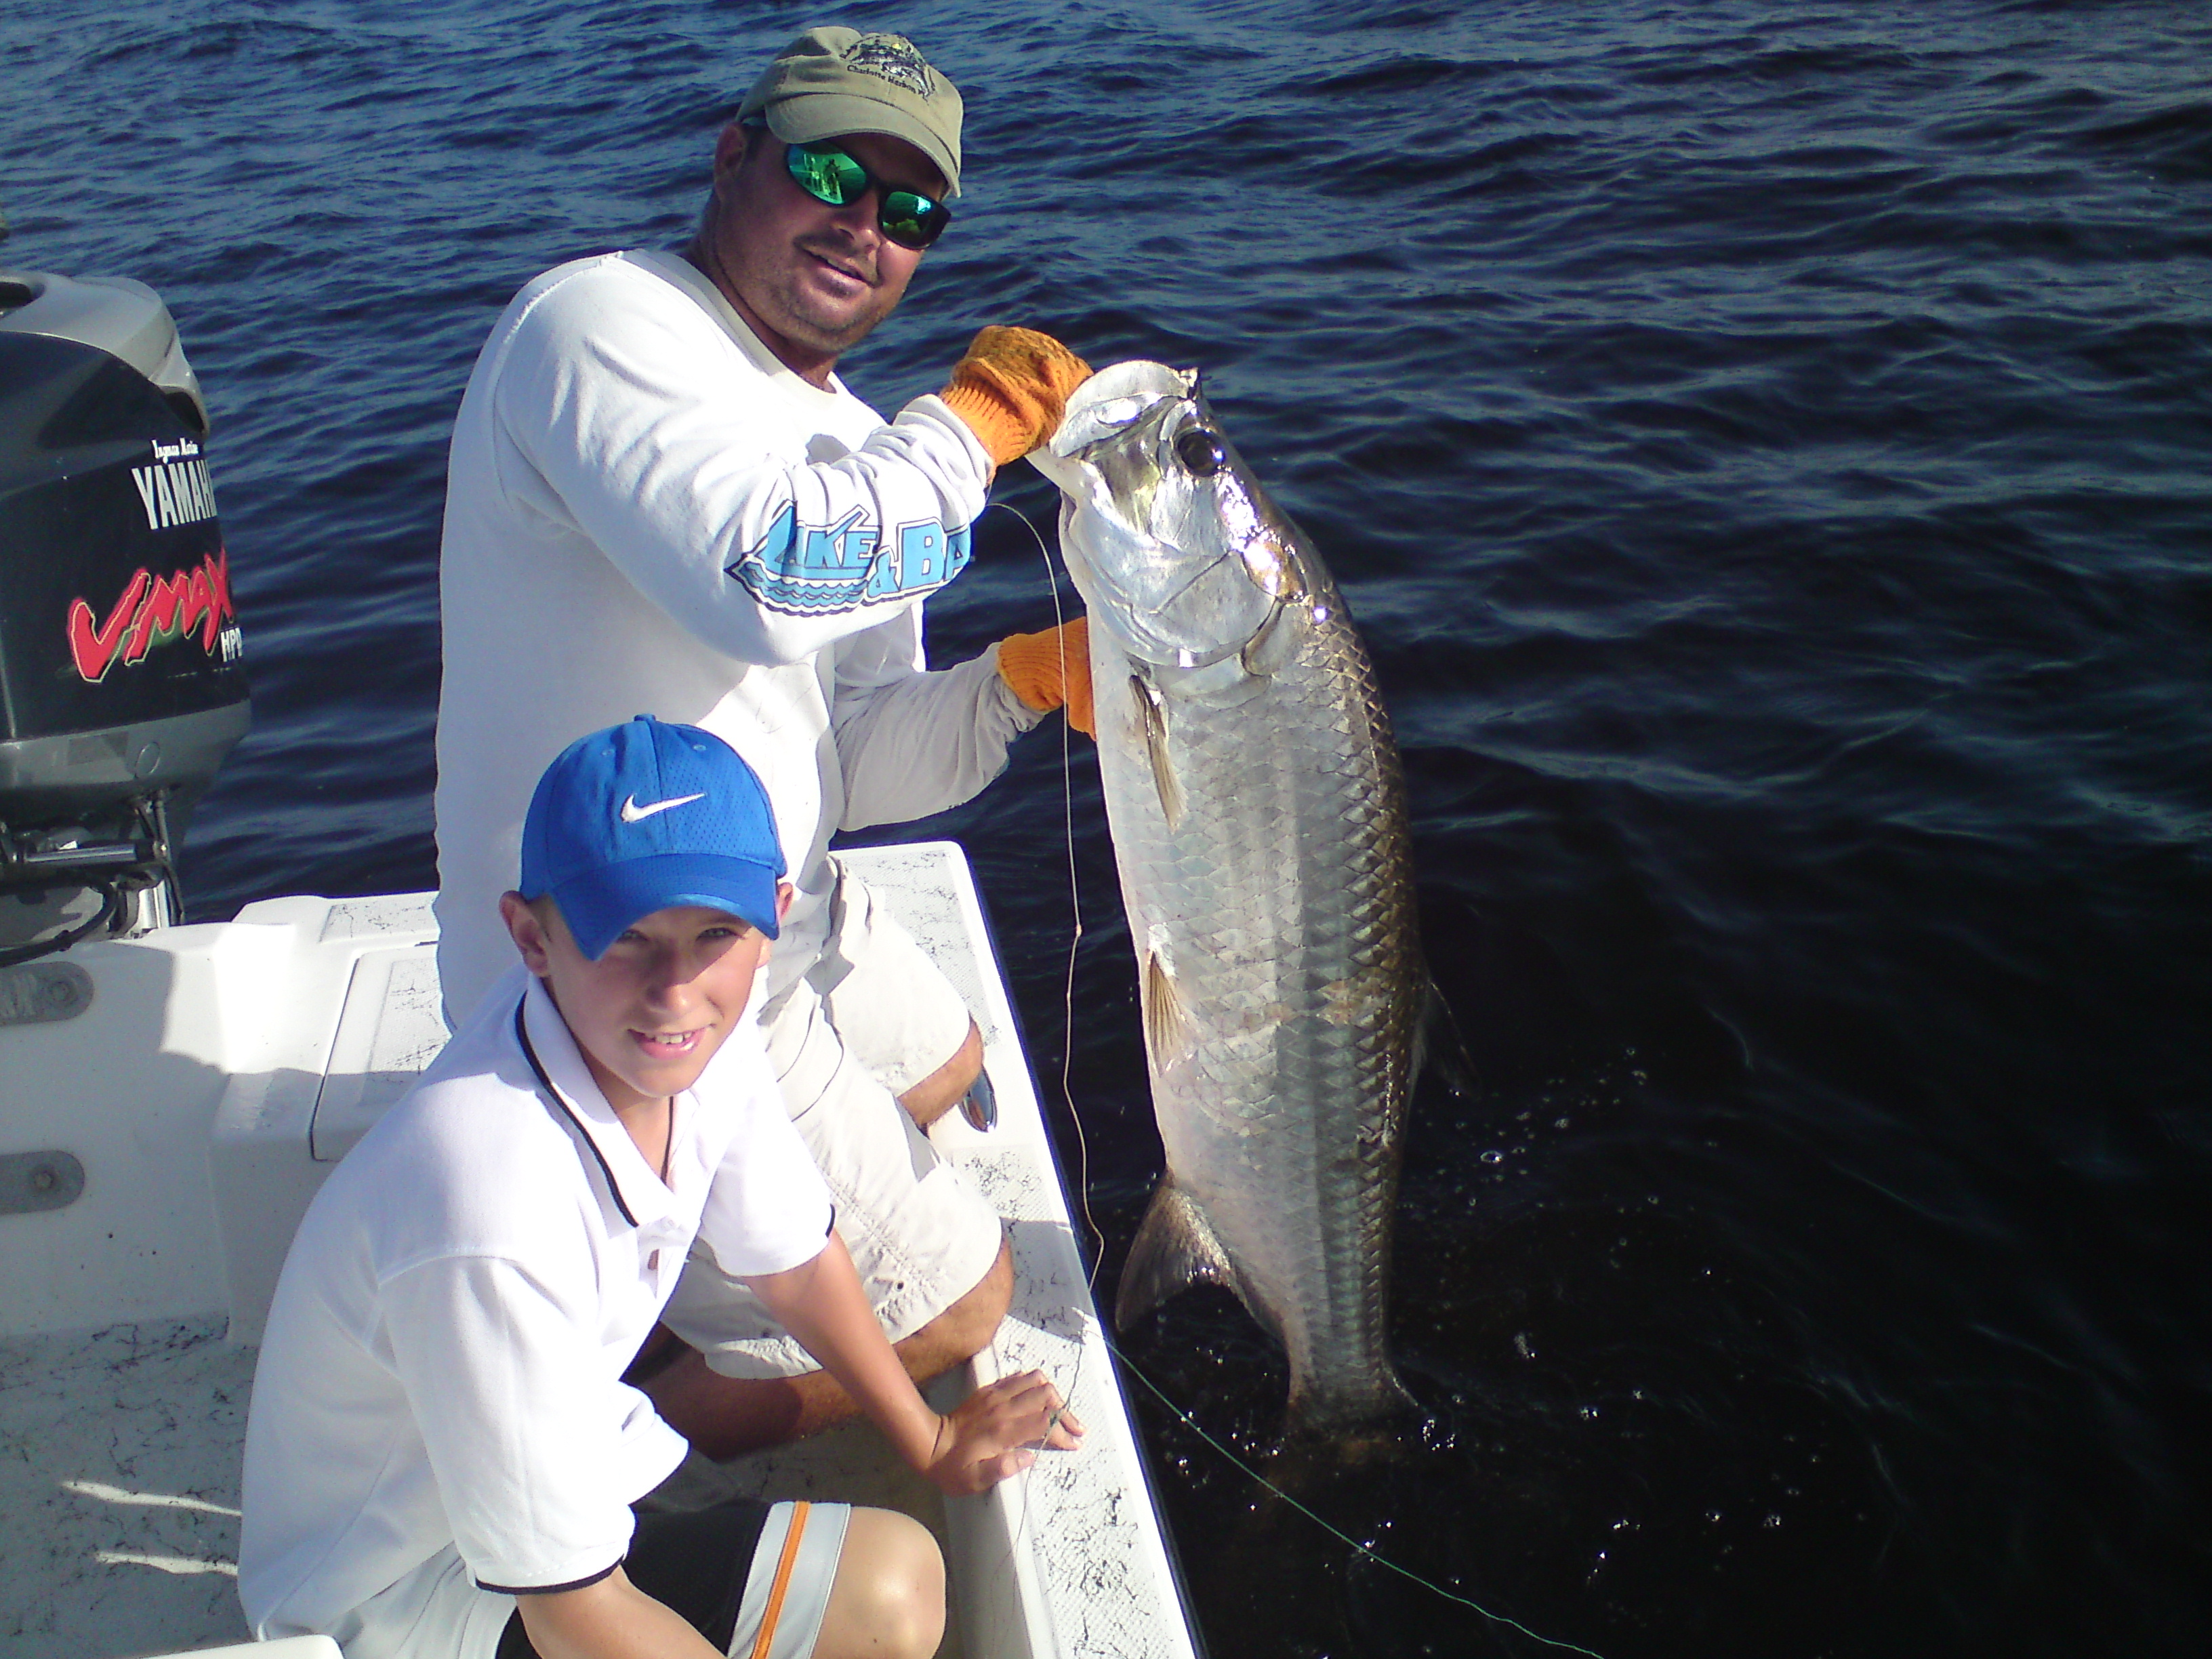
[939,327,1092,467]
[997,616,1092,735]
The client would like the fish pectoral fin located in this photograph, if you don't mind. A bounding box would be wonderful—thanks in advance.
[1113,1181,1236,1332]
[1141,949,1193,1068]
[1131,674,1184,827]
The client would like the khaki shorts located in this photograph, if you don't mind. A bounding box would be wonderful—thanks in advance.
[661,865,1003,1378]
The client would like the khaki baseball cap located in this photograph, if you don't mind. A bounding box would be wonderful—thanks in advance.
[738,27,964,197]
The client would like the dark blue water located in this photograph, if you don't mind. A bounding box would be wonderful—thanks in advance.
[6,3,2209,1654]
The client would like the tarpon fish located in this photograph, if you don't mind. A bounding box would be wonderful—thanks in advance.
[1031,362,1419,1430]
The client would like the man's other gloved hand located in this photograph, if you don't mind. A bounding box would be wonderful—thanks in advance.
[939,327,1092,467]
[997,616,1092,735]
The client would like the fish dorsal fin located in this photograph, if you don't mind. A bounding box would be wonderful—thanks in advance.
[1115,1180,1237,1332]
[1141,947,1192,1069]
[1130,674,1183,827]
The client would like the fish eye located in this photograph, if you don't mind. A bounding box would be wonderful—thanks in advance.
[1174,427,1226,478]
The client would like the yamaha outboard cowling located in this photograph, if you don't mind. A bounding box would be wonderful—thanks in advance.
[0,270,249,960]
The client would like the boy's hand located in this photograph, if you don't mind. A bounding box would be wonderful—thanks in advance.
[923,1369,1085,1494]
[746,1237,1082,1492]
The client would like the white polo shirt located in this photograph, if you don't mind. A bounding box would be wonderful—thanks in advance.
[239,964,834,1659]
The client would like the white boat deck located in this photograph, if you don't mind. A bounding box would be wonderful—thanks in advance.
[0,842,1197,1659]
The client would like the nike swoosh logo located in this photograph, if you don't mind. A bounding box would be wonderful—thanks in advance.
[619,792,704,824]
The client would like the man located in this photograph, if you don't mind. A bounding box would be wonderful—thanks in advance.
[243,717,1079,1659]
[432,25,1090,1457]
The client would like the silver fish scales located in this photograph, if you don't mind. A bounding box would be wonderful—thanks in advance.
[1032,362,1419,1429]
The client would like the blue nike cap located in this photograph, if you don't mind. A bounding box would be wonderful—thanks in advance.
[520,716,785,957]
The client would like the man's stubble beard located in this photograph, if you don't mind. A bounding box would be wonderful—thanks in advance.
[782,248,901,354]
[706,203,901,362]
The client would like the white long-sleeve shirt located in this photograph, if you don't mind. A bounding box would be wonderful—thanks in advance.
[434,249,1042,1021]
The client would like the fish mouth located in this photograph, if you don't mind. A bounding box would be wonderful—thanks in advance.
[1045,361,1196,462]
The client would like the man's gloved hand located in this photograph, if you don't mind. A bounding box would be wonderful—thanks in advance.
[939,327,1092,467]
[997,616,1092,735]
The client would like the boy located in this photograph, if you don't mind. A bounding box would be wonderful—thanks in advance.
[241,716,1078,1659]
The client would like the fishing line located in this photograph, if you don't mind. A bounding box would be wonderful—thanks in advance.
[988,496,1103,1275]
[985,500,1606,1659]
[985,497,1099,1477]
[975,494,1120,1623]
[1110,1352,1612,1658]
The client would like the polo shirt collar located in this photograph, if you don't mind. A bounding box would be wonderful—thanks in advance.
[513,973,680,1233]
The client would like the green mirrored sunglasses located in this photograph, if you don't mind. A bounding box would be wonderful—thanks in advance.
[783,142,952,251]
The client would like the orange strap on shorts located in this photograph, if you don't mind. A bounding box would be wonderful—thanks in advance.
[749,1500,811,1659]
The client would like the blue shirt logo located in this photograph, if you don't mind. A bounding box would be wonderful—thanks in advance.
[726,501,972,615]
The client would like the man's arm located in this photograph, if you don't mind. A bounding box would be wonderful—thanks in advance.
[485,268,1089,672]
[744,1233,1082,1494]
[483,260,994,670]
[831,642,1048,832]
[827,611,1092,834]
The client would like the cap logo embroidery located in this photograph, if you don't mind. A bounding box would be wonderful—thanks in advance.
[845,33,934,97]
[619,792,705,824]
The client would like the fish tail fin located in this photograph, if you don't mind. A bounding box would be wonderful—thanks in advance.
[1286,1363,1422,1441]
[1114,1180,1236,1332]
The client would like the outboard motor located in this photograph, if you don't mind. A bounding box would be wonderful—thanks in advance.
[0,270,249,962]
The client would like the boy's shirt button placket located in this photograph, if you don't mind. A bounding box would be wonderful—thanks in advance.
[641,1217,687,1285]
